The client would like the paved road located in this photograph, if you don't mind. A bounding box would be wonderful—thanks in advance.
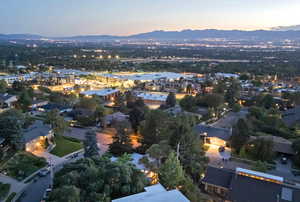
[18,175,51,202]
[19,153,84,202]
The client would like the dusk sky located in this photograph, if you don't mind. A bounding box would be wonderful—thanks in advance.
[1,0,300,36]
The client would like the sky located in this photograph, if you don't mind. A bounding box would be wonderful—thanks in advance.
[1,0,300,36]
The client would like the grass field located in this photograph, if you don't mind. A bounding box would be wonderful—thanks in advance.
[50,136,83,157]
[1,152,46,181]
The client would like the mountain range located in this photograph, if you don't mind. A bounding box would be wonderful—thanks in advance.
[1,29,300,41]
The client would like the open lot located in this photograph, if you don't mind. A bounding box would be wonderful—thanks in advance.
[50,136,83,157]
[0,152,47,181]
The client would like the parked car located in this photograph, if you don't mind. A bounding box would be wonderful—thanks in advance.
[42,188,52,201]
[218,146,225,153]
[38,168,50,177]
[281,156,288,164]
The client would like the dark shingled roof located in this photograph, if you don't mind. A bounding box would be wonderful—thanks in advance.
[202,166,300,202]
[23,120,52,143]
[202,166,234,188]
[282,106,300,127]
[194,124,232,141]
[229,174,300,202]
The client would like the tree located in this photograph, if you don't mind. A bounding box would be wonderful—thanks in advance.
[0,109,25,150]
[45,109,68,136]
[251,161,268,172]
[246,138,274,162]
[159,151,184,190]
[48,185,80,202]
[84,130,100,157]
[230,119,250,153]
[167,115,207,182]
[180,95,196,112]
[166,92,176,108]
[18,90,32,110]
[203,93,224,109]
[0,80,8,93]
[292,138,300,167]
[49,155,148,201]
[139,110,169,150]
[129,107,144,133]
[109,120,133,155]
[232,103,241,112]
[225,80,241,107]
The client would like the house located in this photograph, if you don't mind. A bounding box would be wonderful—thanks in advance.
[29,100,49,109]
[104,112,129,127]
[23,120,54,153]
[112,183,190,202]
[194,124,232,147]
[81,88,119,101]
[202,166,300,202]
[250,135,295,156]
[0,93,18,109]
[282,106,300,127]
[135,92,168,105]
[38,103,72,113]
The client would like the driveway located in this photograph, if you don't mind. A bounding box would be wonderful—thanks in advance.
[205,144,231,162]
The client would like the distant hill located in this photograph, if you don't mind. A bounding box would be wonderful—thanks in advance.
[0,34,43,40]
[1,29,300,41]
[271,25,300,31]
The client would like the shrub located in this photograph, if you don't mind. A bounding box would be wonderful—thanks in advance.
[0,183,10,199]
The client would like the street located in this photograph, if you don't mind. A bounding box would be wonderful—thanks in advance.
[18,152,84,202]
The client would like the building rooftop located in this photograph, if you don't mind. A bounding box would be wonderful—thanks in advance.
[81,88,119,97]
[23,120,52,143]
[99,72,190,81]
[202,166,234,188]
[136,92,168,102]
[112,183,190,202]
[202,166,300,202]
[194,124,232,141]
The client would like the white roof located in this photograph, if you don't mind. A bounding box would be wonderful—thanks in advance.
[98,72,190,81]
[81,88,119,96]
[112,184,190,202]
[137,92,167,102]
[236,167,284,182]
[215,72,239,78]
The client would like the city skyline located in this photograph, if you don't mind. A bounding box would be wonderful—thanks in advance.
[1,0,300,36]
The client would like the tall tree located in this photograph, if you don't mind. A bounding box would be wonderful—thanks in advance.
[166,92,176,108]
[0,109,25,150]
[84,130,100,157]
[18,90,32,110]
[0,80,8,93]
[139,110,169,150]
[48,185,80,202]
[109,120,133,155]
[45,109,68,136]
[129,107,144,133]
[159,151,184,190]
[230,119,250,153]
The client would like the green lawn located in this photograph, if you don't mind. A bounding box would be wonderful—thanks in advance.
[50,136,83,157]
[1,152,47,181]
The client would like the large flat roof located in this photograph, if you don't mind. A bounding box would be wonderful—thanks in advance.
[98,72,191,81]
[112,184,190,202]
[81,88,119,96]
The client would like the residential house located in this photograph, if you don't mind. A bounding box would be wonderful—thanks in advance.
[282,106,300,127]
[194,124,232,147]
[0,93,18,110]
[250,135,295,156]
[23,120,54,153]
[112,183,190,202]
[202,166,300,202]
